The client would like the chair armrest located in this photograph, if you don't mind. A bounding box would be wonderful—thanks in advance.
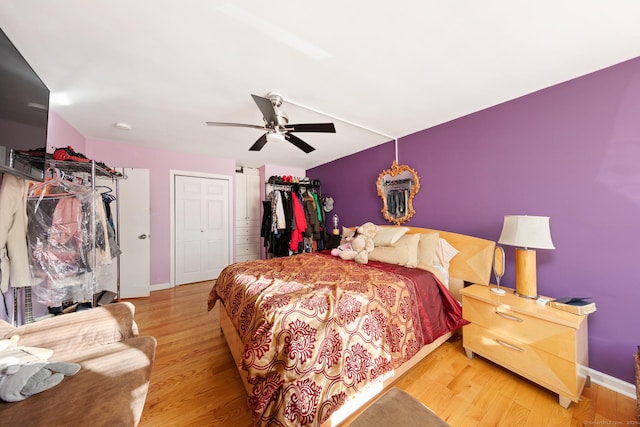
[9,302,140,358]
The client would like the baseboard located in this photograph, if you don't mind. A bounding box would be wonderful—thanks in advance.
[589,368,636,399]
[150,283,173,292]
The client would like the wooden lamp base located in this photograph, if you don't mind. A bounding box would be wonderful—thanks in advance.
[515,248,538,299]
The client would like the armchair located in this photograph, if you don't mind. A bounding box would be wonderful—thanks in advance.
[0,302,156,426]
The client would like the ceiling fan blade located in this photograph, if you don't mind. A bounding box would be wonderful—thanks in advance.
[251,94,278,125]
[206,121,267,130]
[249,133,268,151]
[286,123,336,133]
[285,133,315,153]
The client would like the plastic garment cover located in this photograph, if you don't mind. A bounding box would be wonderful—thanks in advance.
[26,180,114,306]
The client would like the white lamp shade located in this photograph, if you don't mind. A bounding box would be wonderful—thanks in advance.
[498,215,555,250]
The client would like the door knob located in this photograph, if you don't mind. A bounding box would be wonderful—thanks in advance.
[138,234,148,239]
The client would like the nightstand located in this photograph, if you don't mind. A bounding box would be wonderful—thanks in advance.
[326,234,342,251]
[460,284,590,408]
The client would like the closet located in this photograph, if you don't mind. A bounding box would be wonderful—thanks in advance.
[17,160,122,324]
[261,176,327,257]
[235,169,261,262]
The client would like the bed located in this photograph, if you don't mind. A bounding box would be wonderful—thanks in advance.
[208,226,495,426]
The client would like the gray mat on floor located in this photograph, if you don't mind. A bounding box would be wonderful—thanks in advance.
[348,387,450,427]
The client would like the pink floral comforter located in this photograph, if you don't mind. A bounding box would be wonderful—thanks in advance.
[208,252,466,426]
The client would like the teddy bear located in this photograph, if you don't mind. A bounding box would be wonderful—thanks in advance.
[331,222,378,264]
[0,335,80,402]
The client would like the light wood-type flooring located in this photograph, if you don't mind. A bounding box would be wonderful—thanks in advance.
[125,281,637,426]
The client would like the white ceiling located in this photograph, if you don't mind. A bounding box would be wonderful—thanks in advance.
[2,1,640,170]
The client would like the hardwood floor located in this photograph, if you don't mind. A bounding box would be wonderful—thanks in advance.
[126,281,637,426]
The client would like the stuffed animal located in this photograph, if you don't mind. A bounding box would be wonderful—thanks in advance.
[331,222,378,264]
[330,228,357,261]
[0,335,80,402]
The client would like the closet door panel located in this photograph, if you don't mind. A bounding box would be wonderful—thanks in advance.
[175,174,230,284]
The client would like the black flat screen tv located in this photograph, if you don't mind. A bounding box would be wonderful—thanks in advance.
[0,26,50,181]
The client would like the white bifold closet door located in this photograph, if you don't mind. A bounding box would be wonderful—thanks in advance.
[174,174,230,285]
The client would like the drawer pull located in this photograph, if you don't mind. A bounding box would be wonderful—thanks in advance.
[495,339,524,352]
[495,311,523,322]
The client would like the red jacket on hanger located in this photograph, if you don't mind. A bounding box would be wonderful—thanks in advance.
[289,193,307,252]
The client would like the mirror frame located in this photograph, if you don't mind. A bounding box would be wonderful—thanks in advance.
[376,160,421,225]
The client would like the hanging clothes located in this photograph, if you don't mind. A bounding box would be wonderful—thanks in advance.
[311,191,323,224]
[289,192,307,252]
[274,190,286,230]
[27,179,113,307]
[0,173,31,292]
[263,190,291,257]
[262,180,323,257]
[302,191,321,240]
[101,194,121,259]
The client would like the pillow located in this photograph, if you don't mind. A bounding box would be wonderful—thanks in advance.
[340,227,355,245]
[373,226,410,247]
[416,232,440,271]
[433,238,459,270]
[368,233,420,267]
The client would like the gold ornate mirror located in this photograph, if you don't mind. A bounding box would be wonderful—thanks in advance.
[376,160,420,225]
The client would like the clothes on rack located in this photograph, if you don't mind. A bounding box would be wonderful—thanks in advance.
[386,188,409,218]
[290,192,307,252]
[26,179,118,307]
[261,181,326,257]
[262,189,293,257]
[0,164,123,325]
[100,192,121,259]
[303,191,322,241]
[0,173,31,292]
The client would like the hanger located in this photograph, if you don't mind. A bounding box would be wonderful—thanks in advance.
[28,178,92,199]
[95,185,113,194]
[101,193,116,203]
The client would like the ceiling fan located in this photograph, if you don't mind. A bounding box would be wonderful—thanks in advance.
[206,92,336,153]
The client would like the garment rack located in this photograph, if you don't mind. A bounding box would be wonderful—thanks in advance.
[16,160,125,324]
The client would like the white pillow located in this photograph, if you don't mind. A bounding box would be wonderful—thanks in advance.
[433,238,459,270]
[416,232,439,271]
[369,233,420,267]
[373,227,410,247]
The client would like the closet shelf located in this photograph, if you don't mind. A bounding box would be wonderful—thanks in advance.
[46,159,126,180]
[14,155,126,180]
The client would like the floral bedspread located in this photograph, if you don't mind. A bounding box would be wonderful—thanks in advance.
[208,252,466,426]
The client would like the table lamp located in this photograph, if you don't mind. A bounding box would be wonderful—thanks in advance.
[497,215,555,299]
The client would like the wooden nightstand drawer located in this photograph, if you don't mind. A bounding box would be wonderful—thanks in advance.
[462,296,577,362]
[463,323,579,396]
[460,284,590,408]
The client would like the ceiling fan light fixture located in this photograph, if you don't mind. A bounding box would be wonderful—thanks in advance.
[267,133,286,144]
[275,111,288,126]
[208,92,335,153]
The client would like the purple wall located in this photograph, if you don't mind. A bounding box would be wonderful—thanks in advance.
[309,56,640,385]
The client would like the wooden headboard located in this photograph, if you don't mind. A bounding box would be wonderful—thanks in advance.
[378,225,496,285]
